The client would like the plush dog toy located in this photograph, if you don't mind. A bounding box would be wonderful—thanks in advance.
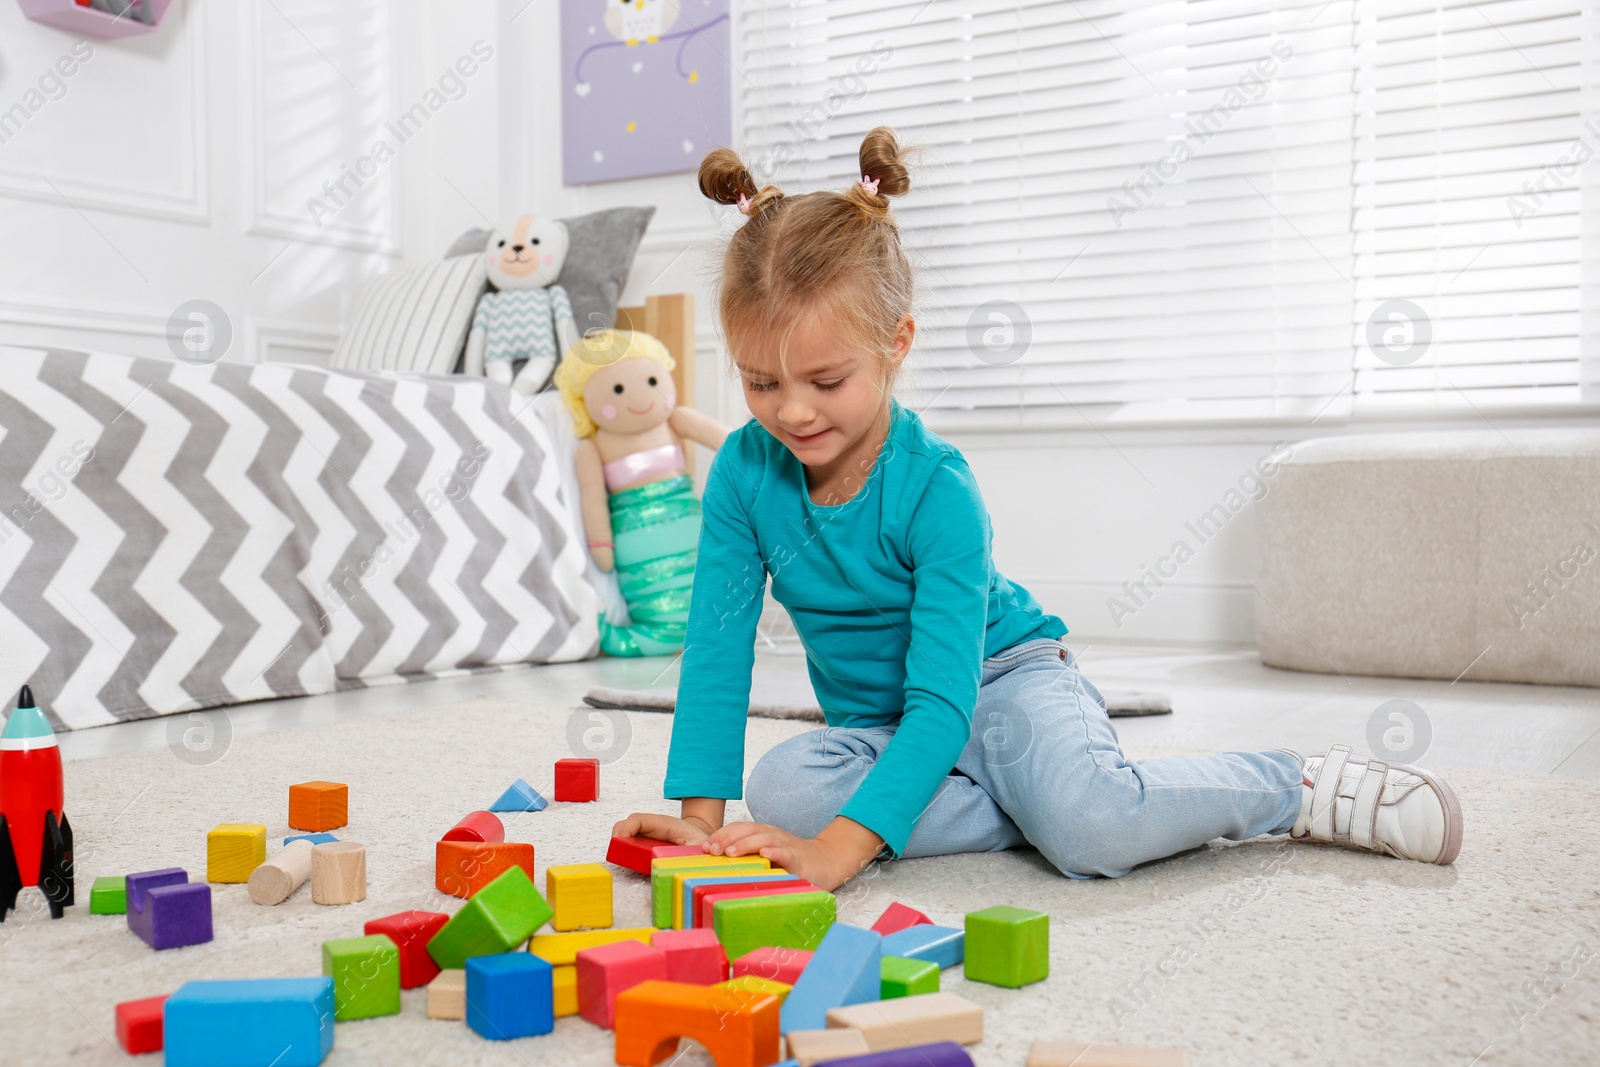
[464,214,576,397]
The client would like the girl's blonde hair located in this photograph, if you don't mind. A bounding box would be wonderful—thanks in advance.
[552,328,677,438]
[698,126,918,387]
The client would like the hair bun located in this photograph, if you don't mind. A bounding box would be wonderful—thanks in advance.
[850,126,913,218]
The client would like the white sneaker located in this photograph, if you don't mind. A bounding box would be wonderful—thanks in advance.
[1279,745,1463,865]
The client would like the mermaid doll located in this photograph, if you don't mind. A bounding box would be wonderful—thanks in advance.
[553,329,730,656]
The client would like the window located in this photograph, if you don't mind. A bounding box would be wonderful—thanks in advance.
[737,0,1600,428]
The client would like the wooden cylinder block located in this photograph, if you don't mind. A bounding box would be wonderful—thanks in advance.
[312,841,367,905]
[247,839,314,906]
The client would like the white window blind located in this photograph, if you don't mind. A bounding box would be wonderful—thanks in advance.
[736,0,1600,428]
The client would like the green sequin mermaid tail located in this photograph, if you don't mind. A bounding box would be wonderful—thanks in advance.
[598,473,702,657]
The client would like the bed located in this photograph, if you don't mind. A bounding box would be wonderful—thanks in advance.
[0,293,700,731]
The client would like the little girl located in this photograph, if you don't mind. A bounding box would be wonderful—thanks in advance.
[613,127,1463,892]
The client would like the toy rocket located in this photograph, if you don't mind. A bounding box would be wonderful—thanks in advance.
[0,685,74,920]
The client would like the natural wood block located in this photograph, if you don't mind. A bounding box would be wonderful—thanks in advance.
[825,991,984,1050]
[548,863,613,931]
[427,969,466,1020]
[528,927,655,966]
[247,840,314,905]
[1027,1040,1190,1067]
[311,841,366,905]
[435,840,535,899]
[207,824,267,883]
[288,781,348,832]
[787,1027,871,1067]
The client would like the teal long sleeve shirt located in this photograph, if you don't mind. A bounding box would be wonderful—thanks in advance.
[662,397,1068,856]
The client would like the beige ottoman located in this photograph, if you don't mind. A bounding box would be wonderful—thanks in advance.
[1255,429,1600,687]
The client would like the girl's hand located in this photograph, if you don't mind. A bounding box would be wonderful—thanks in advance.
[611,812,712,848]
[708,817,883,893]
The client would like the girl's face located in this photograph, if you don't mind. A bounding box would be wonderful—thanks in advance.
[735,309,913,470]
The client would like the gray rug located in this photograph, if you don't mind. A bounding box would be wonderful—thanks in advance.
[582,686,1174,719]
[4,696,1595,1066]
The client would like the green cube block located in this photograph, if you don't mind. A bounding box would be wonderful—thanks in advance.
[89,875,126,915]
[322,934,401,1021]
[427,865,553,969]
[964,905,1049,988]
[711,890,836,961]
[881,955,939,999]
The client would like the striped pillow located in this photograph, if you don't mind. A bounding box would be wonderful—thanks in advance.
[329,256,487,374]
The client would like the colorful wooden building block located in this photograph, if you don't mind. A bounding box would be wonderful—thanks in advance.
[427,865,552,969]
[719,975,792,1005]
[490,778,548,812]
[576,937,668,1028]
[435,840,535,898]
[467,952,555,1039]
[614,980,782,1067]
[310,841,366,904]
[442,809,505,843]
[651,856,771,928]
[115,994,167,1054]
[90,875,126,915]
[1027,1040,1190,1067]
[365,910,449,988]
[426,969,466,1020]
[714,890,837,962]
[322,934,401,1021]
[126,869,212,951]
[607,834,705,874]
[528,927,654,965]
[870,902,932,936]
[284,832,338,846]
[248,840,313,906]
[678,871,800,928]
[553,757,599,801]
[789,1028,872,1067]
[881,956,939,998]
[733,945,813,986]
[163,978,335,1067]
[288,781,347,832]
[547,862,613,930]
[879,925,964,969]
[552,964,578,1016]
[963,906,1048,988]
[812,1042,974,1067]
[206,823,267,883]
[699,881,816,931]
[652,927,729,984]
[825,991,983,1049]
[780,923,880,1034]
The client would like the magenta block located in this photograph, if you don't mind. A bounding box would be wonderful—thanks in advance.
[126,868,212,950]
[652,928,729,985]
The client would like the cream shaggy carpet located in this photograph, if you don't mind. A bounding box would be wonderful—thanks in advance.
[2,696,1597,1067]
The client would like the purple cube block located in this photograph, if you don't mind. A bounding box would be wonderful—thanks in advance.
[126,868,212,950]
[815,1044,974,1067]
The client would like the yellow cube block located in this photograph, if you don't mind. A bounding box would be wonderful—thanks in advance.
[552,965,578,1017]
[207,823,267,883]
[719,974,792,1005]
[528,927,654,965]
[546,863,613,932]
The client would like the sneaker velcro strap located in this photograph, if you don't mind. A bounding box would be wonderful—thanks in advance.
[1349,759,1388,851]
[1309,745,1351,842]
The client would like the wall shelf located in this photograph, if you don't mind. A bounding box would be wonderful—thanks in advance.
[18,0,173,40]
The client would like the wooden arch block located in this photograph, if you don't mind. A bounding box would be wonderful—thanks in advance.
[613,979,782,1067]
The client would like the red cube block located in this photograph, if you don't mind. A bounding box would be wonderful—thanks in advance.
[365,910,450,988]
[732,945,813,986]
[576,938,668,1028]
[555,758,599,802]
[652,927,729,985]
[870,901,933,936]
[606,835,706,875]
[115,994,168,1054]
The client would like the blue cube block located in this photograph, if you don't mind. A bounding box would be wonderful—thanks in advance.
[879,924,964,969]
[466,952,554,1040]
[164,978,335,1067]
[780,922,881,1033]
[284,833,339,847]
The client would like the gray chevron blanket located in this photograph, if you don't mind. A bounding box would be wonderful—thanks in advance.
[0,347,599,730]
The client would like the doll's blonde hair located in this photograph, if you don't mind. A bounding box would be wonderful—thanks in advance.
[552,328,677,438]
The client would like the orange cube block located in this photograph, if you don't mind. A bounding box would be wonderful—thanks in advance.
[435,840,535,899]
[614,979,781,1067]
[288,781,348,832]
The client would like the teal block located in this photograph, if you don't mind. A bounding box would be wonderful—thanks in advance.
[964,905,1048,988]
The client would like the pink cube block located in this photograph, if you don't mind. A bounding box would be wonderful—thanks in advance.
[870,901,933,936]
[576,938,668,1028]
[652,927,729,985]
[732,945,813,986]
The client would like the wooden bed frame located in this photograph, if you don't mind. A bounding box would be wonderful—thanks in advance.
[615,292,701,476]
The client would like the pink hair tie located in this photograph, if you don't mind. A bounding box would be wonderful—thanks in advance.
[861,174,880,196]
[736,193,753,215]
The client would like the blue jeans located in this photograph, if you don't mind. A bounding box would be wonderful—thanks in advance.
[744,637,1303,878]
